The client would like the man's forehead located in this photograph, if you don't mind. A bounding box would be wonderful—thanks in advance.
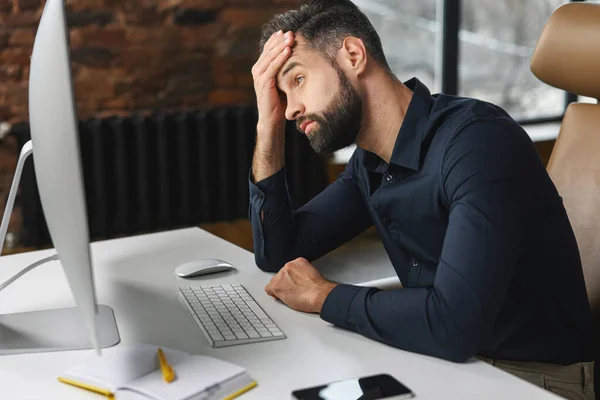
[282,42,307,68]
[277,40,316,80]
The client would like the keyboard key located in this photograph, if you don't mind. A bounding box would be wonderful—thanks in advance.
[246,301,269,320]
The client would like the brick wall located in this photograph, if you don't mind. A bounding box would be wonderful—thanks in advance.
[0,0,303,250]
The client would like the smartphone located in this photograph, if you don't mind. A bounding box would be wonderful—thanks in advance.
[291,373,415,400]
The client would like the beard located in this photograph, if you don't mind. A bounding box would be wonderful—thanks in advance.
[297,66,363,155]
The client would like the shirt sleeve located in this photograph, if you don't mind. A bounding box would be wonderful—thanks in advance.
[248,153,373,272]
[320,117,534,362]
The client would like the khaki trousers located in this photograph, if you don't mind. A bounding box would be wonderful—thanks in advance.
[478,356,595,400]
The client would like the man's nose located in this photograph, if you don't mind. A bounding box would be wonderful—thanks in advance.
[285,98,304,121]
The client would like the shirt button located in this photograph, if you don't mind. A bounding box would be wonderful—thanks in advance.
[385,174,393,182]
[412,260,420,267]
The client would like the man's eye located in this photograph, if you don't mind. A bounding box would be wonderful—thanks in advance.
[296,76,304,85]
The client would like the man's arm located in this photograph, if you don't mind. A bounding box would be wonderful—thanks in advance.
[248,30,372,272]
[319,118,533,362]
[249,154,373,272]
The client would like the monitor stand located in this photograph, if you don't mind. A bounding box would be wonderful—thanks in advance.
[0,305,120,355]
[0,140,120,355]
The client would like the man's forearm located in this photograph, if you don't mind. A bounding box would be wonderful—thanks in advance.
[251,123,285,184]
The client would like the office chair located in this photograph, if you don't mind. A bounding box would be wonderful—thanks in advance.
[530,2,600,397]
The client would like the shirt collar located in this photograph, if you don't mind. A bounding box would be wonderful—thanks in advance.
[362,77,432,172]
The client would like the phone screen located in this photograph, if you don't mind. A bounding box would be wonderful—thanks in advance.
[292,374,414,400]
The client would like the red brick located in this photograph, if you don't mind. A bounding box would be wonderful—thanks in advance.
[208,89,253,105]
[70,47,113,67]
[65,0,104,12]
[74,79,116,100]
[115,46,165,71]
[132,95,160,109]
[16,0,40,11]
[177,23,224,50]
[101,96,133,110]
[126,26,178,45]
[212,57,235,73]
[75,98,100,118]
[69,29,84,48]
[9,105,28,123]
[0,11,40,28]
[126,9,162,25]
[83,27,126,47]
[215,37,259,59]
[0,31,8,49]
[8,29,35,47]
[5,82,29,105]
[0,65,22,80]
[236,73,253,88]
[21,65,29,80]
[220,8,286,30]
[0,48,31,65]
[181,0,222,8]
[0,1,13,12]
[213,72,235,87]
[96,109,133,119]
[0,106,11,120]
[67,10,114,27]
[159,0,222,14]
[157,0,180,13]
[181,93,207,107]
[76,66,128,83]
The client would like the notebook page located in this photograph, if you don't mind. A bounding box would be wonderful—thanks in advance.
[60,343,187,393]
[118,355,246,400]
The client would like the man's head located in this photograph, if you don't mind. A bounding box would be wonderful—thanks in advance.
[259,0,392,154]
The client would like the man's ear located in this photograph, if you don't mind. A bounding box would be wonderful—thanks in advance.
[339,37,367,76]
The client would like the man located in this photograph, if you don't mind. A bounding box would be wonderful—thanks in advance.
[247,1,595,398]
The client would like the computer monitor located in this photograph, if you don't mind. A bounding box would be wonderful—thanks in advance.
[0,0,119,355]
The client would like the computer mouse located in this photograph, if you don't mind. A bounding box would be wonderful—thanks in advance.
[175,259,235,278]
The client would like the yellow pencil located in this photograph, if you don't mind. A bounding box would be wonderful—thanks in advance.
[157,348,176,383]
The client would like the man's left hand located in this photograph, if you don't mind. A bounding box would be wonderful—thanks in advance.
[265,257,338,314]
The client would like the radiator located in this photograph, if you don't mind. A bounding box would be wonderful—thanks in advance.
[11,107,329,248]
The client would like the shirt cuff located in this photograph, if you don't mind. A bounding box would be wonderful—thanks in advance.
[249,166,286,196]
[320,284,364,328]
[248,167,292,221]
[248,167,291,262]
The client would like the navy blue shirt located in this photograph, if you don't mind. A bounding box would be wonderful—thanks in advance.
[248,78,593,364]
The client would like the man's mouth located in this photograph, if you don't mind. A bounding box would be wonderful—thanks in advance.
[299,120,316,135]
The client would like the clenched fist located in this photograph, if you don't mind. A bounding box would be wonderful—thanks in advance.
[265,257,338,313]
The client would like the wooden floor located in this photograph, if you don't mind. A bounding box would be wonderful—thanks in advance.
[200,218,382,256]
[199,219,256,252]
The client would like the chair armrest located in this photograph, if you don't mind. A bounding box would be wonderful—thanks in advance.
[354,276,403,290]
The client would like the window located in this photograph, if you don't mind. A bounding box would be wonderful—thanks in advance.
[459,0,568,121]
[355,0,438,90]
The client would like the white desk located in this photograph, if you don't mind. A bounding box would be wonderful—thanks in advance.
[0,227,560,399]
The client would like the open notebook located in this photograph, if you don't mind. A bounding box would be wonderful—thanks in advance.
[58,343,256,400]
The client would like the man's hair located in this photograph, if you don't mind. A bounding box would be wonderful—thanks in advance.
[259,0,392,74]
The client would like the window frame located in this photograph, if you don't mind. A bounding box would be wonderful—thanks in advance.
[441,0,589,126]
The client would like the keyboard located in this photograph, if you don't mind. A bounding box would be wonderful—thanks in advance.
[178,284,286,347]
